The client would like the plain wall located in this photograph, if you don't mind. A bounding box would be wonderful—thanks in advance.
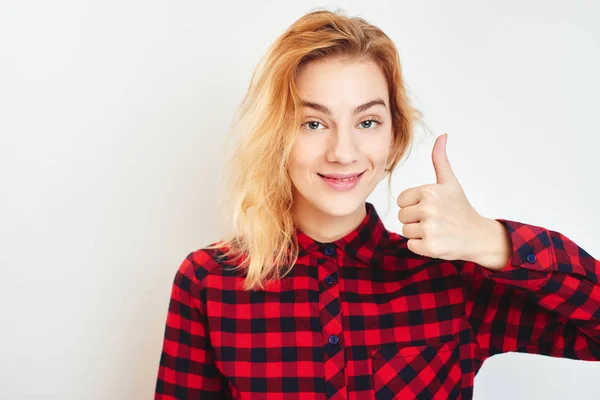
[1,0,598,399]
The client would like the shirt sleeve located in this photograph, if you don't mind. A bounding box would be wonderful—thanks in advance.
[458,218,600,364]
[154,252,229,399]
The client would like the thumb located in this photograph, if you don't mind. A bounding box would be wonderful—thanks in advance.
[432,133,457,184]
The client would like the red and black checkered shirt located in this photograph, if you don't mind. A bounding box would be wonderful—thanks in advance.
[154,202,600,399]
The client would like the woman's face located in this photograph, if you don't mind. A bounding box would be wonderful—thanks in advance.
[288,57,393,217]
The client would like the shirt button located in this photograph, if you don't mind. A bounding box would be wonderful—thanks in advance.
[324,245,336,256]
[328,334,339,345]
[527,253,536,263]
[325,275,335,285]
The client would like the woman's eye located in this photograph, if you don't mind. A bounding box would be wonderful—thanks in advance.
[303,120,325,130]
[359,118,381,129]
[302,118,381,131]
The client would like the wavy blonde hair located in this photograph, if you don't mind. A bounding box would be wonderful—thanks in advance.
[205,7,425,291]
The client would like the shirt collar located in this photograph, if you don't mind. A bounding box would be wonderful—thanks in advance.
[295,202,389,268]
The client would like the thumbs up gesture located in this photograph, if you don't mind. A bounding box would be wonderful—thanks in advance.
[397,133,490,263]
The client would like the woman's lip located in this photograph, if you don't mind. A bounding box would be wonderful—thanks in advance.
[318,171,365,191]
[318,171,365,179]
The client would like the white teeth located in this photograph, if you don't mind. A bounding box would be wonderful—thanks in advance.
[328,176,357,182]
[320,172,363,182]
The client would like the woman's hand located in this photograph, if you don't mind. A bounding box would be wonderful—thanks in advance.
[397,134,506,269]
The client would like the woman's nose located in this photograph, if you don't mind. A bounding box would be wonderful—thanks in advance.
[326,129,360,164]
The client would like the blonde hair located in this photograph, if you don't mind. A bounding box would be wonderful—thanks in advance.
[205,7,425,291]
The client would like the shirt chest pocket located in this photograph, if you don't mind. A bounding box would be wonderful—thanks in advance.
[370,336,462,399]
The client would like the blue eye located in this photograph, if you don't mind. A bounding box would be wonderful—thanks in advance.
[301,117,382,131]
[359,117,381,129]
[303,120,325,130]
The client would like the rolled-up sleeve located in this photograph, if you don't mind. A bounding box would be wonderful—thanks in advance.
[460,219,600,362]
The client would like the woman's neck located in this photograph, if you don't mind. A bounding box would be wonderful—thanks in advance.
[293,199,367,243]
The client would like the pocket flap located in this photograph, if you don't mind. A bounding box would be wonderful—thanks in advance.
[372,335,458,360]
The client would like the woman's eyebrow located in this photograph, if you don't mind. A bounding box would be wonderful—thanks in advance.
[301,99,387,116]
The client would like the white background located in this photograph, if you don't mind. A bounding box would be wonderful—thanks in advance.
[1,1,599,399]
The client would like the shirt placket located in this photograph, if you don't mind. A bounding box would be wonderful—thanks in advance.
[318,244,347,399]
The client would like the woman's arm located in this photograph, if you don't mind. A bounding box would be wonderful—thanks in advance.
[154,252,229,399]
[459,219,600,362]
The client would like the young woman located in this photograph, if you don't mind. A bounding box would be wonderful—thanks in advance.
[154,9,600,400]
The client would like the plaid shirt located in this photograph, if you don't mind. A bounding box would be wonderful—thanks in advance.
[154,202,600,399]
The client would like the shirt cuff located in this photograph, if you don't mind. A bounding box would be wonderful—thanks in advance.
[477,218,556,291]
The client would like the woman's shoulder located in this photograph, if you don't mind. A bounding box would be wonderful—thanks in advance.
[381,229,410,257]
[173,241,239,287]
